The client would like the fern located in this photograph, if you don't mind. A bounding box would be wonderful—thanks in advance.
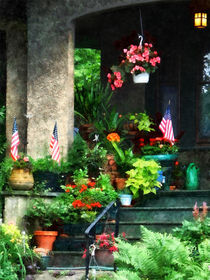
[114,226,209,280]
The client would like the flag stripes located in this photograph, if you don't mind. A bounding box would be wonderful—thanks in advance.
[50,122,61,163]
[159,105,175,144]
[11,118,20,160]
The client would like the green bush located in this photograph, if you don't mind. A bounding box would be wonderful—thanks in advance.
[173,202,210,249]
[0,223,38,280]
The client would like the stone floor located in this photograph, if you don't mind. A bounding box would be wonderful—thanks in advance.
[33,270,113,279]
[34,270,85,280]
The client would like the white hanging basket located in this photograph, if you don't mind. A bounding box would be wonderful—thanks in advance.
[133,72,150,83]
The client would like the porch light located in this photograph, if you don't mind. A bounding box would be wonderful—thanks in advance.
[194,12,207,28]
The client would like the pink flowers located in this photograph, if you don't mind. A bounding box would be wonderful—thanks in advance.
[107,72,123,91]
[107,41,161,90]
[192,202,208,221]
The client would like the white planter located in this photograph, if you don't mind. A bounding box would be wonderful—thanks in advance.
[119,194,133,206]
[133,72,150,83]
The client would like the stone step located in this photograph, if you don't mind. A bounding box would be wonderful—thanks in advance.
[106,221,182,236]
[119,206,209,223]
[49,251,85,268]
[140,190,210,207]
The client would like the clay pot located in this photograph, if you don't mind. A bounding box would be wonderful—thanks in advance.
[115,178,126,190]
[79,123,94,141]
[34,231,58,251]
[107,171,120,185]
[95,249,114,266]
[9,168,34,190]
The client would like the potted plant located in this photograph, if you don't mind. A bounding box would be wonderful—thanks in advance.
[107,42,160,89]
[106,132,137,190]
[31,156,70,192]
[24,198,59,253]
[8,154,34,190]
[125,158,161,199]
[83,232,127,267]
[52,171,118,237]
[75,83,113,143]
[141,137,179,189]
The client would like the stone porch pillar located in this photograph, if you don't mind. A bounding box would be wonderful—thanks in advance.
[27,0,75,159]
[6,24,27,153]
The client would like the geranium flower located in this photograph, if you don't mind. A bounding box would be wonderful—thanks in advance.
[88,181,96,187]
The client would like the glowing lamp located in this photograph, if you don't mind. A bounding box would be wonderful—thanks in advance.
[194,12,207,28]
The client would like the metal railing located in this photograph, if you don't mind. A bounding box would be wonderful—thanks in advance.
[84,199,120,280]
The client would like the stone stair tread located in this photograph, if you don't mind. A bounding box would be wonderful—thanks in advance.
[118,221,182,225]
[119,206,204,210]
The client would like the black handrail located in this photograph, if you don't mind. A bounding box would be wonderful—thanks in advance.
[84,199,120,280]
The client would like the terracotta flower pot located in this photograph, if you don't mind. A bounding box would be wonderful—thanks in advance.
[115,178,126,190]
[95,249,114,266]
[9,168,34,190]
[34,231,58,251]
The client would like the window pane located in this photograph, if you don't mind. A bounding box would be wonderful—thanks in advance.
[202,53,210,81]
[199,84,210,137]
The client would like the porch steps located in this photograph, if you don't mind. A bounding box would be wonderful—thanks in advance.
[48,190,210,268]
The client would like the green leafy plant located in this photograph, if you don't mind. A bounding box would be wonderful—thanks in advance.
[141,138,179,155]
[0,223,38,280]
[113,226,209,280]
[106,132,137,177]
[173,202,210,249]
[13,154,33,171]
[67,134,108,177]
[25,172,118,227]
[24,198,62,230]
[74,82,113,125]
[129,112,154,132]
[0,157,14,191]
[31,156,69,174]
[0,105,7,161]
[125,158,161,197]
[74,48,101,92]
[94,108,125,136]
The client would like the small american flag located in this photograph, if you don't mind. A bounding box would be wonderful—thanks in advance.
[50,122,61,163]
[159,105,175,144]
[11,118,20,160]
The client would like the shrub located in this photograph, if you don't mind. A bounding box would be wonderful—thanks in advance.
[0,223,38,280]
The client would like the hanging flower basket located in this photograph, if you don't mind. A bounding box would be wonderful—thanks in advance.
[132,72,150,84]
[107,38,160,90]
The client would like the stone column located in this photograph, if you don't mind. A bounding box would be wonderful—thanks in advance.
[6,23,27,153]
[27,0,75,159]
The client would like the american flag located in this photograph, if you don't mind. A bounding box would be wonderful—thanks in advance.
[159,105,175,144]
[50,122,61,163]
[11,118,20,160]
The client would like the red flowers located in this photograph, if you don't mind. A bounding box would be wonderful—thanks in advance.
[72,199,101,210]
[94,232,127,253]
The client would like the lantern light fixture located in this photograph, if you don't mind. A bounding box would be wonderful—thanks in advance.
[194,12,207,28]
[191,0,209,29]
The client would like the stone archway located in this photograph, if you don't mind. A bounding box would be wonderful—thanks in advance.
[5,0,189,158]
